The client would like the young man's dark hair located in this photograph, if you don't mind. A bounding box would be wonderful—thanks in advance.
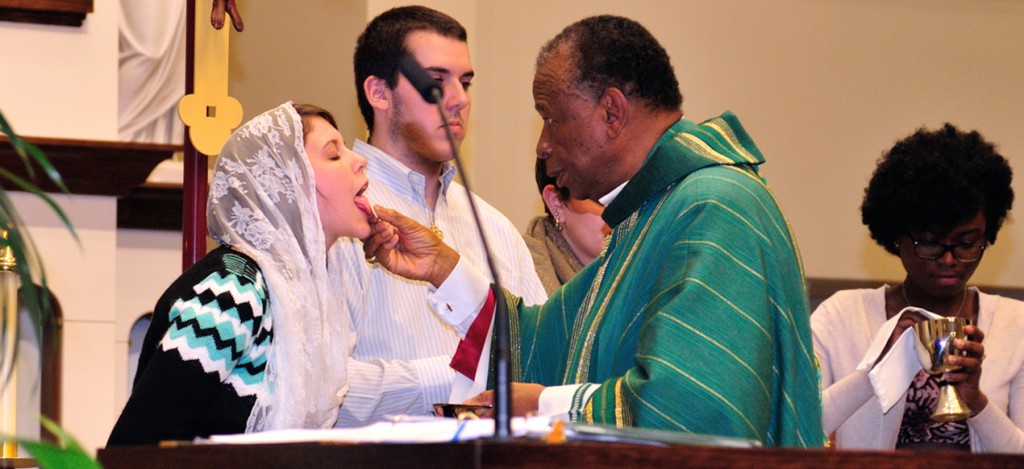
[353,6,467,133]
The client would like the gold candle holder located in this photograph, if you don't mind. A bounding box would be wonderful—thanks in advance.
[1,229,20,458]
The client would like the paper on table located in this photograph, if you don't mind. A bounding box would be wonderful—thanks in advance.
[855,306,941,413]
[196,416,554,445]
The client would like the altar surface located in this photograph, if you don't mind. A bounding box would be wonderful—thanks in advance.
[98,439,1024,469]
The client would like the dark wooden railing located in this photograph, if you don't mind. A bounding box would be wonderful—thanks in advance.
[0,136,182,230]
[0,136,178,197]
[0,0,93,27]
[0,0,92,26]
[98,438,1024,469]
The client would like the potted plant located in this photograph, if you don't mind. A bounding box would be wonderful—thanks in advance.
[1,108,100,468]
[0,108,75,331]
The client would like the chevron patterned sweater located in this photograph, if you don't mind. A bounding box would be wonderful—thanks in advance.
[108,245,271,446]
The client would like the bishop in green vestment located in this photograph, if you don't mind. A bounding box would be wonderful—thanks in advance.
[498,112,822,447]
[361,15,823,448]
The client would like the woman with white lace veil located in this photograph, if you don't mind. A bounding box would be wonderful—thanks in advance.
[108,102,375,445]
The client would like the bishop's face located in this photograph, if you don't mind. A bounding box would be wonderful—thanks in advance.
[386,31,474,170]
[532,50,617,201]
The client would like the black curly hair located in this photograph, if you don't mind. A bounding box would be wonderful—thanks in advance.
[861,123,1014,255]
[536,15,682,112]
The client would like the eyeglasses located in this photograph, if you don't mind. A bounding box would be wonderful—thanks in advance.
[908,236,986,262]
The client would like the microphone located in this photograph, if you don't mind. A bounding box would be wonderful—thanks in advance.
[398,55,514,439]
[398,54,443,104]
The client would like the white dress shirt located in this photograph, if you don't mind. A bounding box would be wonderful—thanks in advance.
[333,140,547,427]
[432,258,593,421]
[428,182,629,421]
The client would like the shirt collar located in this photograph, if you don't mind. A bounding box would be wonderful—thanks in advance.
[354,139,457,203]
[598,181,628,207]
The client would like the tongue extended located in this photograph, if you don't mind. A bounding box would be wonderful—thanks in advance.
[354,196,377,223]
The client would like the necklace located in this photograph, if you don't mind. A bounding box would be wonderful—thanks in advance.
[427,209,443,241]
[902,284,967,317]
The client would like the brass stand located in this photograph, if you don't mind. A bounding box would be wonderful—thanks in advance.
[1,233,26,462]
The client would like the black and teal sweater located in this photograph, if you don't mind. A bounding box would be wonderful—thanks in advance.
[107,245,272,446]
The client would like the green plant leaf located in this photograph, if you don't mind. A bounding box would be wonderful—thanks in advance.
[0,107,74,387]
[0,110,69,194]
[1,188,52,387]
[0,109,35,177]
[0,188,51,306]
[0,165,78,242]
[0,107,76,241]
[3,417,104,469]
[20,141,68,195]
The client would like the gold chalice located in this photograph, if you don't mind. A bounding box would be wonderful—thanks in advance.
[912,317,972,422]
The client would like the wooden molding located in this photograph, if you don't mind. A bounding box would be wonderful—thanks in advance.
[807,277,1024,311]
[0,0,93,27]
[0,136,180,197]
[117,183,184,231]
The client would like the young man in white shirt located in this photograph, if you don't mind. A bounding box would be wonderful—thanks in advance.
[333,5,547,427]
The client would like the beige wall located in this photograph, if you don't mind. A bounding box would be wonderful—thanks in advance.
[0,0,118,139]
[471,0,1024,288]
[228,0,367,147]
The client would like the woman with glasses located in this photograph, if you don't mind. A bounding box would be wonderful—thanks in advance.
[812,123,1024,452]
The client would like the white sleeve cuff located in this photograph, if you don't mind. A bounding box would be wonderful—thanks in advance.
[538,384,597,421]
[430,257,491,336]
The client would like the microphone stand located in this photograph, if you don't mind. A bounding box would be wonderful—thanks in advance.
[400,56,513,439]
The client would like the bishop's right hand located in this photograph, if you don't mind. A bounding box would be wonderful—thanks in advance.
[362,205,459,287]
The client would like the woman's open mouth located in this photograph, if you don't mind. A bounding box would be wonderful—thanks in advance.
[354,182,374,220]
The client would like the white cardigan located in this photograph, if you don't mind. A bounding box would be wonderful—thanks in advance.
[812,286,1024,452]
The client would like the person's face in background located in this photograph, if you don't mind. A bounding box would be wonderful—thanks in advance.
[898,210,986,303]
[533,49,617,201]
[387,30,473,167]
[304,116,372,244]
[542,184,610,265]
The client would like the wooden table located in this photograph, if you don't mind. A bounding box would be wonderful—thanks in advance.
[98,438,1024,469]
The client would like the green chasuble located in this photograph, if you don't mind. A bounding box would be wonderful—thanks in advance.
[499,112,823,448]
